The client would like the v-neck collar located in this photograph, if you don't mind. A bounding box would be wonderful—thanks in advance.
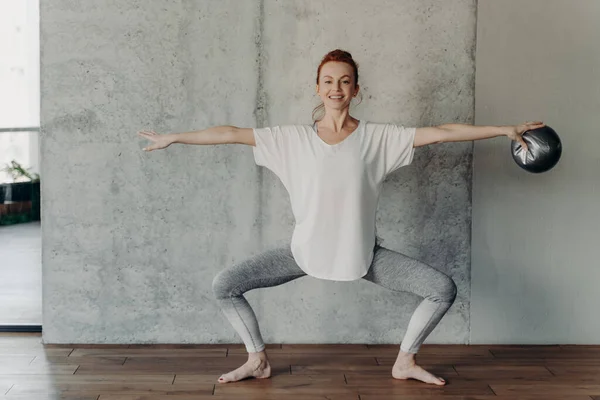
[312,120,363,148]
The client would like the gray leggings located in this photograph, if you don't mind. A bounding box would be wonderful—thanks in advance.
[212,244,457,354]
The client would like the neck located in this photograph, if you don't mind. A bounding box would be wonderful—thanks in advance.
[319,109,357,133]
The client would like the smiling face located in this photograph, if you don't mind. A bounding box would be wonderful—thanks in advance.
[316,61,360,113]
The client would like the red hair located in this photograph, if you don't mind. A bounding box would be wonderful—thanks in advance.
[312,49,360,121]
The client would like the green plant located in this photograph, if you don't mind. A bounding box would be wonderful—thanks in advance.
[1,160,40,182]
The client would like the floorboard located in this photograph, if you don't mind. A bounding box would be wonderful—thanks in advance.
[1,333,599,399]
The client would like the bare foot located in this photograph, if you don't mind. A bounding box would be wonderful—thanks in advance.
[392,359,446,386]
[217,356,271,383]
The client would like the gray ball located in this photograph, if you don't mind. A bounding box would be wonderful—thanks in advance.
[511,125,562,173]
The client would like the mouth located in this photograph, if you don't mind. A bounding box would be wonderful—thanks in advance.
[328,95,344,100]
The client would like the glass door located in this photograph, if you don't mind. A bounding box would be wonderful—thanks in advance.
[0,0,42,331]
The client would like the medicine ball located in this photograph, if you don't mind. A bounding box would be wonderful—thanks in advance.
[511,125,562,173]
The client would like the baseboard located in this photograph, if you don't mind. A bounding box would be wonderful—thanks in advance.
[0,325,42,333]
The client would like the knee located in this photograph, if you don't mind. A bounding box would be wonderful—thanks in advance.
[442,276,457,303]
[211,270,231,300]
[431,275,457,304]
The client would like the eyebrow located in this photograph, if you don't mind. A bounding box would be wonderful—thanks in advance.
[322,75,351,79]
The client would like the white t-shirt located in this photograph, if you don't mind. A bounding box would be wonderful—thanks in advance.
[252,120,416,281]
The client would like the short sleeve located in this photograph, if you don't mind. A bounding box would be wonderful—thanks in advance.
[380,124,416,175]
[252,127,283,177]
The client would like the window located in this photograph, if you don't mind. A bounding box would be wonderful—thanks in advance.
[0,0,40,183]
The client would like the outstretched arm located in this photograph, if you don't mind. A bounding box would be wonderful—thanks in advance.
[137,126,255,152]
[413,121,545,152]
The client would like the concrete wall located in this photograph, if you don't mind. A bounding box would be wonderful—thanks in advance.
[41,0,476,344]
[472,0,600,344]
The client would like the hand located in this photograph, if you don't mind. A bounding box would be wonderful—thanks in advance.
[137,130,173,152]
[507,121,545,153]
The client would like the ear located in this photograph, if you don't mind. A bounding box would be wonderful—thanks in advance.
[354,84,360,97]
[316,84,320,94]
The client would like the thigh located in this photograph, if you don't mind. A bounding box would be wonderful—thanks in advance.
[212,245,306,298]
[362,245,453,299]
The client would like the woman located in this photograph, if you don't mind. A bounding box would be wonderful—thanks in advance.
[138,49,542,386]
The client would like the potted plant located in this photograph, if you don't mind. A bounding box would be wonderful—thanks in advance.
[0,160,40,225]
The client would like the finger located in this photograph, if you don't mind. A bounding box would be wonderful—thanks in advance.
[519,138,529,154]
[527,121,544,128]
[138,133,159,143]
[518,140,529,163]
[138,131,157,136]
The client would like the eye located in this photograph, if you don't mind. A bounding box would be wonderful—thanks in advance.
[343,80,350,84]
[324,80,332,84]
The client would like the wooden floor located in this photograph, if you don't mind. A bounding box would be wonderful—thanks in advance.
[1,333,599,399]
